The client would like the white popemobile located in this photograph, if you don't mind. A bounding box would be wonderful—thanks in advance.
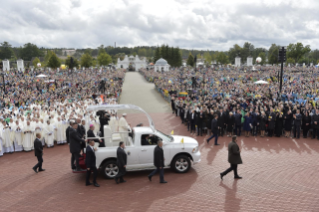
[83,104,201,179]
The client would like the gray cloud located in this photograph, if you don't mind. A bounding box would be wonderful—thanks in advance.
[0,0,318,51]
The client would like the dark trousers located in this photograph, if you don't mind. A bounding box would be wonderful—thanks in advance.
[268,129,274,137]
[115,166,126,181]
[312,128,319,139]
[294,126,300,138]
[33,155,43,171]
[235,125,241,136]
[197,126,203,136]
[219,127,224,136]
[71,152,81,170]
[187,121,191,131]
[221,164,239,177]
[86,166,98,184]
[252,125,258,136]
[303,126,309,137]
[149,167,164,182]
[207,133,218,144]
[190,122,195,133]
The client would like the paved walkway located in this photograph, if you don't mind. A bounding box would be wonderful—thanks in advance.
[120,72,171,114]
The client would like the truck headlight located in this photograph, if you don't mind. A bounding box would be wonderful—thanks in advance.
[192,146,198,153]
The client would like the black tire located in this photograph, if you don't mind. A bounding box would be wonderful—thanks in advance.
[172,155,191,173]
[101,160,119,179]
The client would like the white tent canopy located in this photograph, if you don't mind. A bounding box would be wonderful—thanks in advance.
[254,80,269,84]
[36,74,47,78]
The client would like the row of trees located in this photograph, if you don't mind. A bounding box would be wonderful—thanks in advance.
[227,42,316,65]
[153,45,182,67]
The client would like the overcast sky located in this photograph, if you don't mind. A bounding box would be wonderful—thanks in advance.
[1,0,319,51]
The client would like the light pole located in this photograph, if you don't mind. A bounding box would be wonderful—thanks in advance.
[278,46,287,95]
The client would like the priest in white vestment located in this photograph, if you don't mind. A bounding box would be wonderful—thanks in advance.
[33,119,45,146]
[55,117,65,144]
[2,120,14,153]
[109,113,118,132]
[118,113,131,144]
[13,120,23,152]
[44,120,55,147]
[22,121,34,151]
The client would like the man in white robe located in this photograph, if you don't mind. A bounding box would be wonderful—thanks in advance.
[13,120,23,152]
[33,119,45,146]
[55,117,65,144]
[2,120,14,153]
[109,113,118,132]
[23,121,34,151]
[44,120,55,147]
[118,113,131,144]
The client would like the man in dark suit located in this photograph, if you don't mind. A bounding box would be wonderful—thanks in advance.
[69,121,86,171]
[234,109,242,136]
[293,110,302,139]
[197,110,204,136]
[190,110,196,133]
[312,109,319,139]
[217,108,225,136]
[220,136,242,180]
[66,120,73,144]
[148,140,167,183]
[268,108,276,137]
[77,119,85,139]
[32,133,45,173]
[85,140,100,187]
[206,115,219,145]
[87,125,104,147]
[115,141,127,184]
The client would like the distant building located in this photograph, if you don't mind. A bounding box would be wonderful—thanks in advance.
[116,55,147,71]
[154,58,170,72]
[62,49,76,56]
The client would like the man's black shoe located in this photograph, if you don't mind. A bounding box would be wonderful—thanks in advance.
[115,178,119,184]
[72,167,76,170]
[94,183,100,187]
[86,182,93,186]
[120,180,126,183]
[160,181,167,184]
[38,169,45,172]
[206,139,209,144]
[75,169,86,172]
[220,173,223,180]
[148,175,152,181]
[234,176,242,179]
[32,168,38,173]
[215,144,220,146]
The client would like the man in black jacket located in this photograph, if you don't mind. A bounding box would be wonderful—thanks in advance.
[32,133,45,173]
[85,140,99,187]
[220,136,242,180]
[293,110,302,139]
[234,109,242,136]
[66,120,73,144]
[148,140,167,183]
[69,121,86,171]
[87,125,104,147]
[115,141,127,184]
[312,109,319,139]
[207,115,220,145]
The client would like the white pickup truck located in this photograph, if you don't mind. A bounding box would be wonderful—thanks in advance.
[83,104,201,179]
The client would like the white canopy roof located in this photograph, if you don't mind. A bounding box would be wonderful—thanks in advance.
[86,104,155,131]
[254,80,269,84]
[36,74,47,78]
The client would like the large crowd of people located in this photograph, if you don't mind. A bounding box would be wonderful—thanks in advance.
[0,68,125,157]
[140,66,319,139]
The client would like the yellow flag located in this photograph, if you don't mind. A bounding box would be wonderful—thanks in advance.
[171,130,174,135]
[181,138,184,144]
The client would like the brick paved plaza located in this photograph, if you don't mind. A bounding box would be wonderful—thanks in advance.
[0,112,319,212]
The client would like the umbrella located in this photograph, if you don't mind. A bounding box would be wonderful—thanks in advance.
[36,74,47,78]
[254,80,269,85]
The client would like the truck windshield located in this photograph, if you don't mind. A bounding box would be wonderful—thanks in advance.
[156,130,173,142]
